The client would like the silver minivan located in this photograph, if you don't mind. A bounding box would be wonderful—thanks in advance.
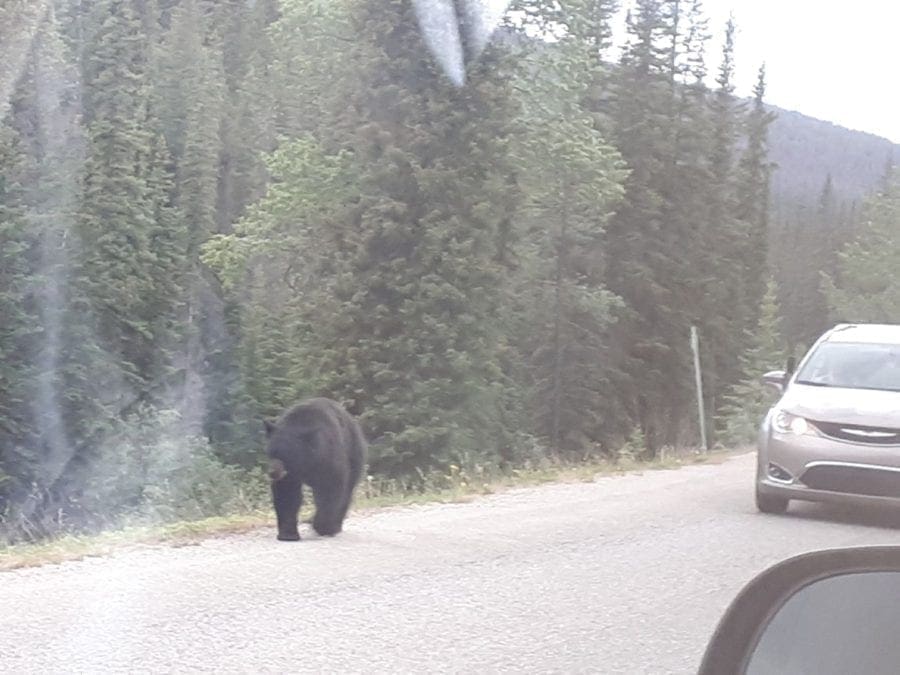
[756,323,900,513]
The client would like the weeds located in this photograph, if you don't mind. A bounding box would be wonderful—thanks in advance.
[0,446,739,571]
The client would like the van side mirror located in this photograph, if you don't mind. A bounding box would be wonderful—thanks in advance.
[786,356,796,374]
[761,370,787,392]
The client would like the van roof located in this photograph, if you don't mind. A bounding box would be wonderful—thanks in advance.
[825,323,900,344]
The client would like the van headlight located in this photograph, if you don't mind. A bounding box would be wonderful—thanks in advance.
[773,410,810,436]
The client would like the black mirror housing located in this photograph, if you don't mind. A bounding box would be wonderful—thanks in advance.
[699,547,900,675]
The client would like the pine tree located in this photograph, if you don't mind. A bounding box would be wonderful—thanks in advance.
[606,0,723,450]
[665,0,714,324]
[154,0,230,437]
[516,0,620,125]
[302,0,520,477]
[510,3,628,454]
[0,1,51,121]
[0,121,37,503]
[734,64,775,332]
[212,0,278,229]
[604,0,678,451]
[701,16,749,434]
[0,7,86,533]
[817,173,837,261]
[709,17,737,183]
[566,0,620,62]
[775,174,844,346]
[824,172,900,322]
[717,278,786,445]
[268,0,353,138]
[75,0,182,392]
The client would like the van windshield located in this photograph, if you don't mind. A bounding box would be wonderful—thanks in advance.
[795,342,900,392]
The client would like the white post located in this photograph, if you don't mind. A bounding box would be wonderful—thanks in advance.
[691,325,708,452]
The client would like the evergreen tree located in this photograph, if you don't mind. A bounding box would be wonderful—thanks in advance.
[75,0,183,394]
[709,17,737,185]
[1,7,86,533]
[212,0,278,229]
[564,0,620,62]
[776,174,844,346]
[604,0,679,451]
[510,2,628,454]
[734,64,775,332]
[817,173,838,263]
[665,0,713,328]
[155,0,230,437]
[605,0,723,450]
[308,0,519,477]
[702,16,749,432]
[824,172,900,322]
[515,0,620,126]
[0,0,51,121]
[269,0,353,139]
[0,121,37,504]
[717,278,786,445]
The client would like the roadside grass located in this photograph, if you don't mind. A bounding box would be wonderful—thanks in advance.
[0,447,746,572]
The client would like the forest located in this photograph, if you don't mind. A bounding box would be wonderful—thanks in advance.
[0,0,897,542]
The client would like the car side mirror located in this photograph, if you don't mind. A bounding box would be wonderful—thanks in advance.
[761,370,787,392]
[699,547,900,675]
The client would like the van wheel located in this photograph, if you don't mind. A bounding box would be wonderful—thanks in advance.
[756,486,789,514]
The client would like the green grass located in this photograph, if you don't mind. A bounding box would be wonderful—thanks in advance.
[0,448,743,571]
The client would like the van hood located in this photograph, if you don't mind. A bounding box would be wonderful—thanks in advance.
[780,384,900,428]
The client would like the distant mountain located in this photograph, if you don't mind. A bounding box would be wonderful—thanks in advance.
[766,106,898,215]
[764,107,898,348]
[493,30,898,216]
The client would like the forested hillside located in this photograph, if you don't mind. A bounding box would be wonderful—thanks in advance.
[768,107,898,212]
[765,108,898,348]
[0,0,895,542]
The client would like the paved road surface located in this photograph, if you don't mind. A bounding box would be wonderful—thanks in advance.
[4,452,900,674]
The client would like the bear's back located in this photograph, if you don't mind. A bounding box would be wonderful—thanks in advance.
[280,399,335,429]
[279,398,356,454]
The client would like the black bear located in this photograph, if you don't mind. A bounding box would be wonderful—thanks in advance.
[264,398,367,541]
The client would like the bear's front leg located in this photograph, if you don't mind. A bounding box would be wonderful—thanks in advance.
[272,479,303,541]
[311,479,347,536]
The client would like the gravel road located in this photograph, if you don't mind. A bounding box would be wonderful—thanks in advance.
[3,452,900,674]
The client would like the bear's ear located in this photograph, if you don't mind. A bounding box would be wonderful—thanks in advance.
[264,418,277,438]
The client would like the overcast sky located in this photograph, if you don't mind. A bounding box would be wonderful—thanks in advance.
[490,0,899,142]
[643,0,900,143]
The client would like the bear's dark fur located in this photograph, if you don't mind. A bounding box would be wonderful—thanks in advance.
[264,398,367,541]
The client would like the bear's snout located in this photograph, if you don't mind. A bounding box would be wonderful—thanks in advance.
[268,458,287,482]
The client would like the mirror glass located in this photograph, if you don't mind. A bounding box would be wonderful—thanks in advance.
[747,572,900,675]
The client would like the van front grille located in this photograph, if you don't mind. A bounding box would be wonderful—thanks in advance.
[811,421,900,446]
